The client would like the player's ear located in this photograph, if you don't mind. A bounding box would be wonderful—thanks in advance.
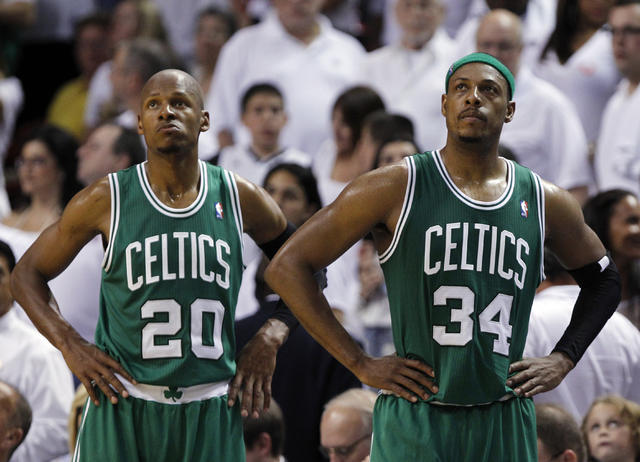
[504,101,515,124]
[137,114,143,135]
[441,93,448,117]
[200,111,210,132]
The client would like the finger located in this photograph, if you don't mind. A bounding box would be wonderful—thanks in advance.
[523,384,546,398]
[251,380,264,419]
[395,374,433,401]
[388,382,418,403]
[400,368,438,397]
[403,359,435,378]
[506,368,534,388]
[97,368,130,399]
[508,359,530,374]
[94,376,119,405]
[241,377,255,418]
[98,354,137,385]
[82,377,100,406]
[227,374,243,407]
[262,379,272,413]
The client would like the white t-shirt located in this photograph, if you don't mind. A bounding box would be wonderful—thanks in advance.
[525,284,640,421]
[206,10,365,157]
[594,79,640,195]
[500,67,593,190]
[362,28,454,151]
[0,309,74,462]
[0,76,24,217]
[535,30,621,142]
[84,60,112,129]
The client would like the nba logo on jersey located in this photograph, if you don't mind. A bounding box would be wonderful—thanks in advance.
[215,202,224,219]
[520,200,528,218]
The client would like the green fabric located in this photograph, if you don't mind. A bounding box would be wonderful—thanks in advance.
[371,394,537,462]
[445,52,516,99]
[74,394,245,462]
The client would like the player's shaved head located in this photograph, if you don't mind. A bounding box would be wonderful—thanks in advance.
[141,69,205,109]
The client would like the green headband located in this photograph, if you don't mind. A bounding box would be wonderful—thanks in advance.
[445,52,515,100]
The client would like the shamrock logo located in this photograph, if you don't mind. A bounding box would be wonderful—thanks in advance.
[164,386,183,402]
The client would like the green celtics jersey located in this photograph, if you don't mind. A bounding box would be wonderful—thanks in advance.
[379,151,544,405]
[95,161,244,387]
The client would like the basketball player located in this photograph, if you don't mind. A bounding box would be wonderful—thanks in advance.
[11,69,298,461]
[265,53,621,461]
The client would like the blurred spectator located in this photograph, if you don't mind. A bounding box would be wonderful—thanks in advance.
[362,0,453,151]
[583,189,640,330]
[206,0,365,156]
[536,403,587,462]
[191,6,236,99]
[358,110,415,170]
[373,133,420,169]
[243,400,286,462]
[322,0,361,37]
[76,123,144,186]
[319,388,377,462]
[0,239,74,462]
[0,380,31,462]
[84,0,168,129]
[455,0,557,66]
[314,86,385,205]
[525,248,640,421]
[235,163,362,462]
[46,13,110,140]
[582,395,640,462]
[594,0,640,195]
[108,38,174,129]
[476,9,593,204]
[536,0,620,144]
[0,53,23,218]
[2,124,79,232]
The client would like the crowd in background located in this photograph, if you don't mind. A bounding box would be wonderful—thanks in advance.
[1,0,640,461]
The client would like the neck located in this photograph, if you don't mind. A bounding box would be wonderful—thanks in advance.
[145,152,201,205]
[401,31,434,51]
[440,136,502,180]
[31,188,63,212]
[627,78,639,94]
[251,142,280,160]
[282,19,320,45]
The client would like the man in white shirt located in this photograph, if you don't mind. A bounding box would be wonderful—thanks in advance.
[476,9,593,203]
[525,250,640,421]
[594,1,640,195]
[0,240,74,462]
[206,0,365,157]
[362,0,453,151]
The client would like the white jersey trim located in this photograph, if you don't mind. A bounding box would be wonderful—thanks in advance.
[102,173,120,272]
[433,150,515,210]
[533,172,546,282]
[72,397,91,462]
[223,169,244,252]
[136,161,208,218]
[379,156,416,264]
[116,374,229,404]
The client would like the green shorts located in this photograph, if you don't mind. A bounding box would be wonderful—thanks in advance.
[73,392,245,462]
[371,394,537,462]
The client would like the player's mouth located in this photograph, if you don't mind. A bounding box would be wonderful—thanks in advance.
[459,109,486,121]
[157,124,180,133]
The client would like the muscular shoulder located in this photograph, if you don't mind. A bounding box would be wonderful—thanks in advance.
[60,177,112,237]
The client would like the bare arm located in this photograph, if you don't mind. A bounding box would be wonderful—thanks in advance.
[11,179,135,405]
[265,164,437,402]
[227,175,291,416]
[508,181,610,397]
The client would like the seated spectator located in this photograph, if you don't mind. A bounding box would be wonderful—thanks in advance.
[582,395,640,462]
[594,1,640,196]
[525,249,640,421]
[363,0,453,151]
[536,0,620,145]
[243,400,286,462]
[357,110,415,170]
[373,134,420,169]
[235,163,361,462]
[0,381,31,462]
[206,0,365,156]
[583,190,640,330]
[319,388,377,462]
[536,403,587,462]
[46,13,110,141]
[0,55,23,218]
[0,240,74,462]
[76,123,145,186]
[476,9,593,203]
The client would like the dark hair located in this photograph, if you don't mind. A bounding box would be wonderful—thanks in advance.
[536,403,586,462]
[263,163,322,211]
[0,240,16,272]
[540,1,580,63]
[240,82,283,113]
[113,127,145,166]
[243,400,285,458]
[363,110,415,146]
[74,12,110,38]
[21,124,82,206]
[333,86,385,150]
[197,6,237,39]
[373,133,420,168]
[5,382,32,459]
[583,189,636,250]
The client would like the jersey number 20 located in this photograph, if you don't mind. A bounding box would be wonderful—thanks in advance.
[140,298,225,360]
[432,285,513,356]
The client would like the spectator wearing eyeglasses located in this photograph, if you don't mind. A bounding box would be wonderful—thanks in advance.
[319,389,377,462]
[594,0,640,196]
